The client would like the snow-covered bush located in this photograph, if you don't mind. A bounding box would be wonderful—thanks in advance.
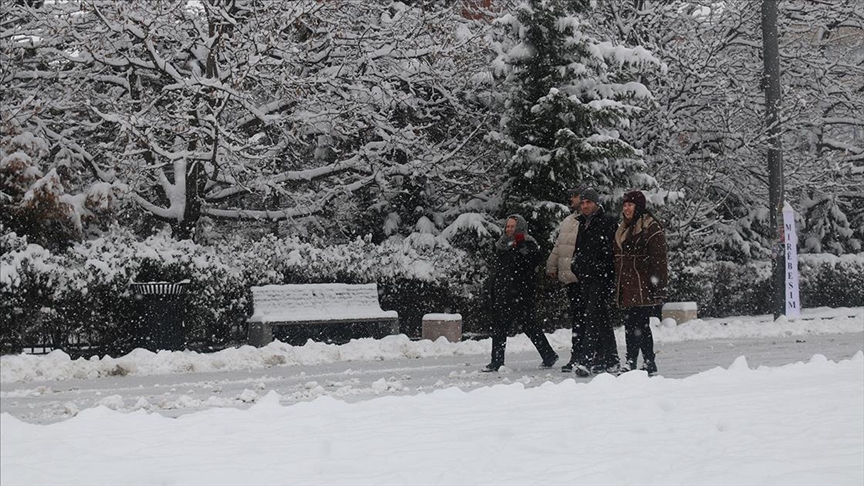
[65,231,250,354]
[668,253,864,318]
[0,231,59,353]
[1,229,251,355]
[229,234,487,338]
[0,121,80,251]
[2,229,489,355]
[798,254,864,309]
[4,221,861,356]
[670,260,773,317]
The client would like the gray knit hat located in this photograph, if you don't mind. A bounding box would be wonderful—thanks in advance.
[580,188,600,204]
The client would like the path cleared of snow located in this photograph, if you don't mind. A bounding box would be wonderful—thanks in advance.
[1,306,861,384]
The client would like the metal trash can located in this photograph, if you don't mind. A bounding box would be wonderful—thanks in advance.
[130,280,190,352]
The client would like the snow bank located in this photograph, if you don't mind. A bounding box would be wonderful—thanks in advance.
[2,352,861,486]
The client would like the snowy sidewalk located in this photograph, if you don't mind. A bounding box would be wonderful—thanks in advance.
[1,306,861,384]
[2,339,862,486]
[1,307,862,425]
[1,308,863,485]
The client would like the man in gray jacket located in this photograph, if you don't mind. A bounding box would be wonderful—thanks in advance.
[546,187,585,372]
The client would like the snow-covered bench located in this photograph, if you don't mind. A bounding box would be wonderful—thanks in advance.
[247,283,399,347]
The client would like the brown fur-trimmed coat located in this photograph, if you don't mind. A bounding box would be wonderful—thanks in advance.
[614,214,668,308]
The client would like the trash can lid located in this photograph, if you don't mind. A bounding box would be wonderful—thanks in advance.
[130,280,191,295]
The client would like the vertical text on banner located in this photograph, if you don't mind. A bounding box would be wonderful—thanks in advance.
[782,202,801,319]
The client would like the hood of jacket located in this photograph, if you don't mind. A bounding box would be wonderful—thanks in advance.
[495,214,536,250]
[508,214,529,233]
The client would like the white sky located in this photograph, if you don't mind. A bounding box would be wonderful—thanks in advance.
[1,307,863,485]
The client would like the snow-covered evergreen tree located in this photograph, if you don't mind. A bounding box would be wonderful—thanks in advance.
[486,0,661,243]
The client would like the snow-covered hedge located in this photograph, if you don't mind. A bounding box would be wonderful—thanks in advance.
[669,253,864,316]
[1,230,484,355]
[798,254,864,309]
[2,228,861,356]
[225,234,486,340]
[1,230,248,354]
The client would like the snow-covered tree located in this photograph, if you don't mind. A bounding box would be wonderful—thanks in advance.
[1,0,499,242]
[781,1,864,253]
[590,0,863,259]
[486,0,661,244]
[1,111,80,250]
[3,0,859,260]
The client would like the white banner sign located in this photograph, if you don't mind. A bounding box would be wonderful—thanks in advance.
[782,202,801,319]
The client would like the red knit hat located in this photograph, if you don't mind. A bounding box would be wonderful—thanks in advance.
[623,190,646,212]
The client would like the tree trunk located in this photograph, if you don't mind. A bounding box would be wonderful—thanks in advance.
[172,161,204,241]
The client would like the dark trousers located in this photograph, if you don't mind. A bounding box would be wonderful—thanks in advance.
[565,282,585,361]
[491,301,557,366]
[623,305,659,366]
[578,283,619,367]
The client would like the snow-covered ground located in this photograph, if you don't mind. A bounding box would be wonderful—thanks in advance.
[1,307,863,485]
[2,306,861,384]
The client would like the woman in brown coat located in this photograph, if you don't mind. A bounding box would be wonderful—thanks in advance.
[614,191,668,375]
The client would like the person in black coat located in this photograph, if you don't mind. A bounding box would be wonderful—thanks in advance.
[567,188,621,376]
[483,214,559,372]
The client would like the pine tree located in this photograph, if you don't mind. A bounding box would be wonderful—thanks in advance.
[489,0,661,244]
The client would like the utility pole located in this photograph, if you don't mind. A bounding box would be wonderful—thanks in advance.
[761,0,785,319]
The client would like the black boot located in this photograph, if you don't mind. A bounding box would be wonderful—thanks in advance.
[642,360,658,376]
[482,362,502,373]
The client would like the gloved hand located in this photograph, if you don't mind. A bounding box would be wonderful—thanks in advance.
[513,233,525,246]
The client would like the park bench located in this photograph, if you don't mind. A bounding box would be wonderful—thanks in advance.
[247,283,399,347]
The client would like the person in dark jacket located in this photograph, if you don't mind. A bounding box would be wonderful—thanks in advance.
[614,190,668,376]
[546,187,586,372]
[568,188,620,376]
[483,214,559,372]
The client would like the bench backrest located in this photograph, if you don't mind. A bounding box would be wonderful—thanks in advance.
[249,283,397,323]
